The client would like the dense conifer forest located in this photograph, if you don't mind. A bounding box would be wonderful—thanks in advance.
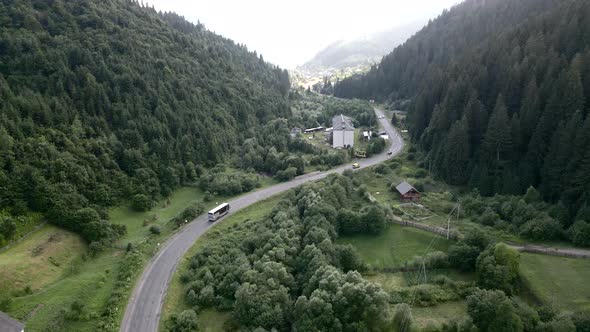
[334,0,590,222]
[0,0,290,244]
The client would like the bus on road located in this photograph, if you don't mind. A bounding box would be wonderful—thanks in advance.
[208,203,230,222]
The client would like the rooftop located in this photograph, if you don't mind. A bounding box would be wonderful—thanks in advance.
[332,114,354,131]
[395,181,418,195]
[0,311,24,332]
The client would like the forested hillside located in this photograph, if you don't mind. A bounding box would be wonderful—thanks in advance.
[335,0,590,221]
[0,0,290,245]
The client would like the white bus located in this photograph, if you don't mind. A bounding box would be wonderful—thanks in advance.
[208,203,230,222]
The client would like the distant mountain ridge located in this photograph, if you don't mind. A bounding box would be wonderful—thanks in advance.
[298,20,426,72]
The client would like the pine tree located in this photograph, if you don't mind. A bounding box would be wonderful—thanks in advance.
[519,80,541,141]
[443,117,471,185]
[541,112,582,201]
[464,92,488,153]
[560,67,585,120]
[510,113,522,157]
[482,95,512,164]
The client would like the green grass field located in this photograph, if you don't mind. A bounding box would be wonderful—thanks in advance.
[337,223,451,269]
[161,193,287,331]
[0,225,84,294]
[520,253,590,311]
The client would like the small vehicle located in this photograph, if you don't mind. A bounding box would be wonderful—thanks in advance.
[387,151,393,156]
[208,203,230,222]
[352,163,360,169]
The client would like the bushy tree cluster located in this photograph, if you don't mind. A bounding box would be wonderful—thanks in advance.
[336,205,387,235]
[391,274,473,309]
[176,175,392,331]
[475,243,520,295]
[467,289,579,332]
[291,91,377,129]
[461,189,590,245]
[0,0,290,242]
[0,214,16,241]
[448,228,491,272]
[198,167,261,196]
[334,0,590,222]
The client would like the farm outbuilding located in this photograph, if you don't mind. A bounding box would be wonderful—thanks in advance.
[0,311,24,332]
[395,181,421,201]
[332,114,354,148]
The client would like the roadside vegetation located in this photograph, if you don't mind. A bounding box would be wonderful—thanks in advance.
[164,141,590,331]
[0,186,241,331]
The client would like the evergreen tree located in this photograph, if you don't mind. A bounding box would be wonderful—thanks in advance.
[443,117,471,184]
[482,96,512,165]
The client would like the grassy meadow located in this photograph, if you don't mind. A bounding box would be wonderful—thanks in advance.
[337,223,451,269]
[520,253,590,311]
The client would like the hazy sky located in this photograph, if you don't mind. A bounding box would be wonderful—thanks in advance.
[146,0,463,69]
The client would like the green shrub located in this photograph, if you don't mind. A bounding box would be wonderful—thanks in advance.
[374,164,388,175]
[342,169,354,177]
[518,216,563,241]
[275,166,298,181]
[131,194,152,212]
[448,243,480,272]
[393,303,413,332]
[415,169,428,178]
[569,221,590,247]
[413,181,425,192]
[0,295,12,311]
[149,225,161,235]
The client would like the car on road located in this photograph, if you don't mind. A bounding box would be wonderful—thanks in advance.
[352,163,360,169]
[378,115,384,119]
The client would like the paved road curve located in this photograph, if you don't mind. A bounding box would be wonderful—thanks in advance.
[120,108,404,332]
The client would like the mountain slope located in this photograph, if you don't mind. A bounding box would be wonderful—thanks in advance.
[0,0,290,243]
[335,0,590,220]
[299,20,425,71]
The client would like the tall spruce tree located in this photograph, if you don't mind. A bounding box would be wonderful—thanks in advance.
[482,96,512,165]
[443,117,471,185]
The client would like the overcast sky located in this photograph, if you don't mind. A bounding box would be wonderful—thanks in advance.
[146,0,463,69]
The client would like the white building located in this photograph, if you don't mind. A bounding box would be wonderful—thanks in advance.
[332,114,354,148]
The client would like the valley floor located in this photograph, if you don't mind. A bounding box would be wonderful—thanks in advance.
[161,146,590,331]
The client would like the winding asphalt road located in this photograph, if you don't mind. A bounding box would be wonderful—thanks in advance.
[119,108,404,332]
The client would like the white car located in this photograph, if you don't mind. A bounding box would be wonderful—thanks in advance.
[378,115,384,119]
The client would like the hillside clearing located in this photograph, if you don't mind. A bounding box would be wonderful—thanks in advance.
[520,253,590,311]
[337,223,451,269]
[0,225,84,294]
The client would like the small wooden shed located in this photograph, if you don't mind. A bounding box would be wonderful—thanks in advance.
[395,181,421,201]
